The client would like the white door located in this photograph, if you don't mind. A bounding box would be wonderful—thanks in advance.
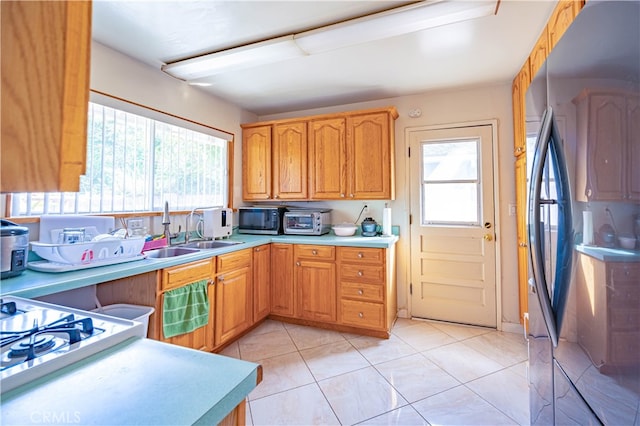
[409,124,497,327]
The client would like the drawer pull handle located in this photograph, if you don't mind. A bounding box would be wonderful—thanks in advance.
[358,271,363,277]
[358,289,364,295]
[358,252,363,258]
[218,276,225,282]
[312,250,318,255]
[296,261,301,266]
[358,312,364,318]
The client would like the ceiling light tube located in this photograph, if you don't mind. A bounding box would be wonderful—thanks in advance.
[162,35,306,80]
[294,0,497,54]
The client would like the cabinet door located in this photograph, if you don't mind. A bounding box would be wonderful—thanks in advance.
[273,122,308,200]
[347,112,394,199]
[161,288,212,351]
[271,244,295,317]
[529,27,548,79]
[215,266,253,346]
[627,95,640,201]
[1,1,91,192]
[588,94,626,200]
[253,244,271,322]
[242,125,272,200]
[512,60,531,157]
[515,156,529,322]
[308,118,347,199]
[295,259,336,322]
[547,0,584,51]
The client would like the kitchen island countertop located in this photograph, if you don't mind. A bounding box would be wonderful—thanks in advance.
[1,337,261,425]
[575,244,640,262]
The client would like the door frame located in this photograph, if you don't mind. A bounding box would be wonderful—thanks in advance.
[404,119,503,330]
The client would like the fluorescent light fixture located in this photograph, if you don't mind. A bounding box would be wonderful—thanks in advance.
[162,0,497,81]
[295,0,498,54]
[162,35,306,80]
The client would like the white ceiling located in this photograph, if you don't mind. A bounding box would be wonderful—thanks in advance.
[92,0,557,115]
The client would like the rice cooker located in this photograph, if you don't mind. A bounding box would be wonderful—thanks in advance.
[1,220,29,278]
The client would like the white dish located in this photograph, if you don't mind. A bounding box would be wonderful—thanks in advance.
[332,223,358,236]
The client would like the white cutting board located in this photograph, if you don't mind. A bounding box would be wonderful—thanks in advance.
[39,215,115,243]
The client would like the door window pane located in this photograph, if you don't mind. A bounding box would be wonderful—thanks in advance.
[421,139,480,225]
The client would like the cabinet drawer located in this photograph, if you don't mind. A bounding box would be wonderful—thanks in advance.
[609,285,640,307]
[338,247,384,263]
[161,259,213,291]
[295,244,335,260]
[217,249,251,274]
[610,330,640,365]
[610,309,640,330]
[341,282,383,303]
[610,263,640,287]
[340,300,384,330]
[340,264,384,283]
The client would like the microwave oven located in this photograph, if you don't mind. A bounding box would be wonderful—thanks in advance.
[237,206,287,235]
[284,209,332,236]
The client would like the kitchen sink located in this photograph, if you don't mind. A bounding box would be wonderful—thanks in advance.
[181,240,244,249]
[145,247,201,259]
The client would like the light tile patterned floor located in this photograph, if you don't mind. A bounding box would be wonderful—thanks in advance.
[219,318,530,425]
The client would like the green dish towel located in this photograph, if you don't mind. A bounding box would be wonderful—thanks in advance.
[163,279,209,339]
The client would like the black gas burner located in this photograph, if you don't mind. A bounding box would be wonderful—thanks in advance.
[1,300,18,316]
[9,335,55,359]
[0,314,95,349]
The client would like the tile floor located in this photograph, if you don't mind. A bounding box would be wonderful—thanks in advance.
[219,318,530,425]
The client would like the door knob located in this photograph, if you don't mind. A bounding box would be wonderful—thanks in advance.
[483,234,494,241]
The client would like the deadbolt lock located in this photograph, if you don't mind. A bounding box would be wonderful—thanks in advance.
[484,222,492,229]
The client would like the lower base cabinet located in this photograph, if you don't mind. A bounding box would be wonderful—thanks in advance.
[215,249,253,347]
[295,245,337,322]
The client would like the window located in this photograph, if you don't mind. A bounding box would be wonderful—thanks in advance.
[420,139,480,225]
[11,95,232,216]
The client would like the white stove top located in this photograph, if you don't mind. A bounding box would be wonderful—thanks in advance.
[1,296,144,393]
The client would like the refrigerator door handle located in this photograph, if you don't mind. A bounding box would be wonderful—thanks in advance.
[528,107,560,348]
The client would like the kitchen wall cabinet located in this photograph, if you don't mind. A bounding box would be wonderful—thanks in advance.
[294,245,337,323]
[573,90,640,201]
[576,255,640,372]
[242,126,272,200]
[270,243,295,317]
[1,1,91,193]
[252,244,271,322]
[241,106,398,201]
[308,118,347,199]
[512,60,531,157]
[272,122,308,200]
[215,249,253,347]
[158,259,215,351]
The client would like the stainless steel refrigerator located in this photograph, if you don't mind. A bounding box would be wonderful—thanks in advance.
[526,1,640,424]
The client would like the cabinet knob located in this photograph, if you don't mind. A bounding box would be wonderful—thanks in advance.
[358,312,364,318]
[358,289,364,295]
[218,276,225,282]
[340,193,345,198]
[275,195,279,199]
[208,280,214,286]
[255,247,260,252]
[357,271,364,277]
[357,252,363,258]
[350,193,354,198]
[296,261,301,266]
[312,249,318,255]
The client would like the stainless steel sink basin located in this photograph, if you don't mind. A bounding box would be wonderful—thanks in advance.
[181,240,244,249]
[145,247,201,259]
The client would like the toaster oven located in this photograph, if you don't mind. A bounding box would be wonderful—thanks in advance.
[284,209,332,235]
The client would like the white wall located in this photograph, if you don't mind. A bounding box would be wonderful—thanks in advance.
[91,42,521,328]
[260,84,520,328]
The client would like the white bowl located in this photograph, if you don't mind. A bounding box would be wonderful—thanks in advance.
[618,236,636,249]
[332,223,358,237]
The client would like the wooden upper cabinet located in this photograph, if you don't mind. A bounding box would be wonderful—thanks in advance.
[512,60,531,157]
[242,106,397,201]
[242,125,272,200]
[273,122,308,200]
[1,1,91,193]
[309,118,347,199]
[548,0,584,51]
[529,27,549,80]
[347,112,396,199]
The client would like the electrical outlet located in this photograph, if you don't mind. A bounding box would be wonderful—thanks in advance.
[362,203,369,215]
[127,218,144,229]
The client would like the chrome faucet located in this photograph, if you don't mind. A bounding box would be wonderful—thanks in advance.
[161,201,180,245]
